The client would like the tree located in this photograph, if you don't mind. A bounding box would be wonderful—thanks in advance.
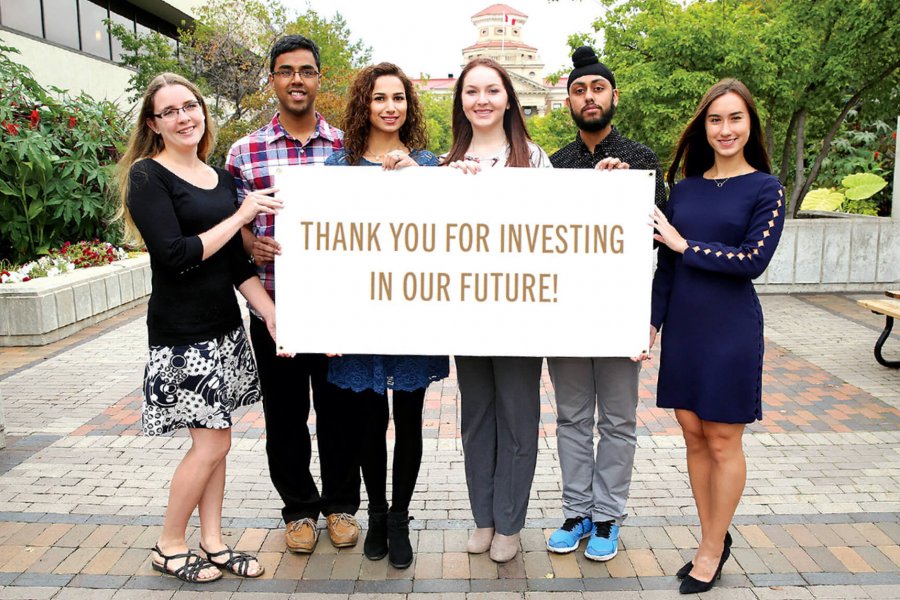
[418,88,453,156]
[583,0,899,216]
[109,0,371,165]
[528,107,575,156]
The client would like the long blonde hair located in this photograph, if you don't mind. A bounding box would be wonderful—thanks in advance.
[114,73,216,243]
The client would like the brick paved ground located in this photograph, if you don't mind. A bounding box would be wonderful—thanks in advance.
[0,293,898,599]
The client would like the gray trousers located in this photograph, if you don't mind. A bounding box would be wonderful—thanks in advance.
[456,356,543,536]
[547,357,640,525]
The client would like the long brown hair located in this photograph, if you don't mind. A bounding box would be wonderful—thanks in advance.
[666,78,770,188]
[341,63,428,166]
[114,73,216,243]
[444,58,532,168]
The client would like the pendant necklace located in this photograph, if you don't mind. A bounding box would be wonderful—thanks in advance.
[714,177,730,188]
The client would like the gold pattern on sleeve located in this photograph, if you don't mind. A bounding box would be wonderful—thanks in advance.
[688,185,786,261]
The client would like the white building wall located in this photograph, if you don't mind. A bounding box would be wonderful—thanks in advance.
[1,0,200,104]
[1,30,133,104]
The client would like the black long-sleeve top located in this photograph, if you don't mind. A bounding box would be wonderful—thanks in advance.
[127,159,256,346]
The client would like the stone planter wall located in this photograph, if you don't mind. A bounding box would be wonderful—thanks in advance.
[0,255,150,347]
[755,216,899,293]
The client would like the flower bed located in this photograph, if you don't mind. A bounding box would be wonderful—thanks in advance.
[2,240,131,284]
[0,253,151,347]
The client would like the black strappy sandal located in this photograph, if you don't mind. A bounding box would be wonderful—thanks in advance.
[200,543,265,578]
[151,545,222,583]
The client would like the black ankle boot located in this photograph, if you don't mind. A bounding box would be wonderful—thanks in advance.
[364,509,388,560]
[387,510,413,569]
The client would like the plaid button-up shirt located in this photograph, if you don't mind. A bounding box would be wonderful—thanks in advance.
[226,112,343,296]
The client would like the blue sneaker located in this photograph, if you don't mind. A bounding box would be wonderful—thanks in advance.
[584,520,619,561]
[547,516,593,553]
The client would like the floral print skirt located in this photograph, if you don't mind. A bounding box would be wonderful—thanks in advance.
[141,326,261,436]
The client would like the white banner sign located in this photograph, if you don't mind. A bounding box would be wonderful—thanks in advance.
[274,167,655,357]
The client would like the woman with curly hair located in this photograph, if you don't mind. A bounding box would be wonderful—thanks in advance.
[325,62,449,569]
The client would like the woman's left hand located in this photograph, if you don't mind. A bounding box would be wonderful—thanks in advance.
[651,207,689,253]
[263,312,294,358]
[382,150,417,170]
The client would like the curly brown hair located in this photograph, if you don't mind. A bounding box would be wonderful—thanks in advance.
[341,62,428,165]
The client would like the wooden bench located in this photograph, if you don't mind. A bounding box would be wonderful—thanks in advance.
[857,291,900,368]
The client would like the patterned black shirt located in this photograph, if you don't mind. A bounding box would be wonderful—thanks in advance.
[550,126,667,210]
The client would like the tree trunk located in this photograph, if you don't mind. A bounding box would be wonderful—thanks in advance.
[789,109,806,217]
[765,116,775,165]
[779,110,799,185]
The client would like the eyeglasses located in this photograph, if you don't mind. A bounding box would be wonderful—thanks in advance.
[152,101,202,121]
[271,68,319,80]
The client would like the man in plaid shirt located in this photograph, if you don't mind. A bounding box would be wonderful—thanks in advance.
[226,35,361,555]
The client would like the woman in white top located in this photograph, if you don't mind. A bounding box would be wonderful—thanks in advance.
[443,57,551,563]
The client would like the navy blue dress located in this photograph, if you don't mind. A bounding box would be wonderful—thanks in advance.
[324,149,450,394]
[650,172,785,423]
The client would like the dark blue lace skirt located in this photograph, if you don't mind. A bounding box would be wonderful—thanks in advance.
[328,354,450,394]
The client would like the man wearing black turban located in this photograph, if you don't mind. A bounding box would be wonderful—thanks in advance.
[546,46,666,563]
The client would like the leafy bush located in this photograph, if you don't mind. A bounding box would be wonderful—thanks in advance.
[801,173,888,216]
[812,112,895,216]
[0,43,128,263]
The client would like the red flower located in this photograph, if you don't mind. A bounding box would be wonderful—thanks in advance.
[68,116,77,128]
[2,121,18,136]
[874,151,880,160]
[29,109,39,129]
[22,276,31,282]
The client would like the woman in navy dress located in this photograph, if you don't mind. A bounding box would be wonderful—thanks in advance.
[324,62,449,569]
[647,79,785,594]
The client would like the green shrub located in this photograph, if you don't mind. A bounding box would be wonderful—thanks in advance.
[0,43,128,263]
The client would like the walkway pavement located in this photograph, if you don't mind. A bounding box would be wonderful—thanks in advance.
[0,293,898,599]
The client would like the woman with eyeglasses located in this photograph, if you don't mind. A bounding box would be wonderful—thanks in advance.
[442,57,551,564]
[116,73,282,583]
[324,62,449,569]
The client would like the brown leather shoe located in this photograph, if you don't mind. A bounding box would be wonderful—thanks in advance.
[326,513,360,547]
[285,518,318,553]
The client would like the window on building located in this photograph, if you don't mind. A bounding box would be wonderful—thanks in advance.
[0,0,179,62]
[0,0,43,37]
[513,28,520,36]
[495,27,504,35]
[109,1,134,61]
[43,0,79,49]
[79,0,110,59]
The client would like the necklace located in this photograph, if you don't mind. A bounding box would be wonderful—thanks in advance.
[713,177,730,188]
[363,147,408,162]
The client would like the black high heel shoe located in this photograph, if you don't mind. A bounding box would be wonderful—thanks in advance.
[676,531,732,582]
[679,540,731,594]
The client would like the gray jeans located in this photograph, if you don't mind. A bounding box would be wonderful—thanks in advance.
[547,357,640,524]
[457,356,542,535]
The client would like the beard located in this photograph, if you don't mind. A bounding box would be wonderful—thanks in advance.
[570,101,616,133]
